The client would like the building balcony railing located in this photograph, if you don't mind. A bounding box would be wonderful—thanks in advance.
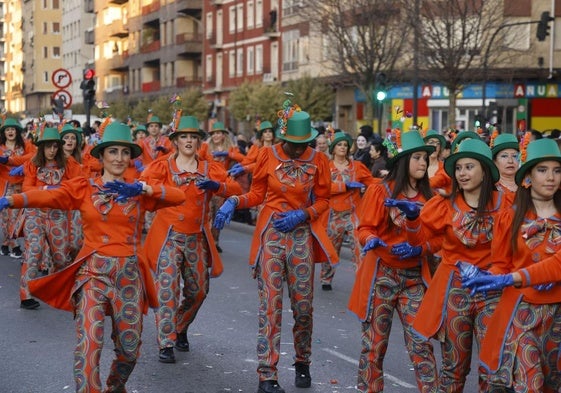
[85,30,94,45]
[109,0,128,5]
[176,32,202,53]
[176,76,202,88]
[108,54,127,70]
[262,14,280,38]
[140,40,161,54]
[176,0,201,12]
[109,21,129,38]
[141,1,160,16]
[142,80,161,93]
[208,32,223,49]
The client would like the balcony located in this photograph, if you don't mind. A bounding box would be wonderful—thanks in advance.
[176,0,201,12]
[142,80,161,93]
[85,30,94,45]
[142,1,160,16]
[176,32,202,54]
[84,0,94,13]
[108,54,127,71]
[140,40,161,54]
[176,76,202,89]
[109,20,129,38]
[263,14,280,38]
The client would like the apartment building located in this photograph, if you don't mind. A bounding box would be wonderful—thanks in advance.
[3,1,25,113]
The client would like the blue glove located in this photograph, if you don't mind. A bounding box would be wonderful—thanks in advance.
[534,283,554,291]
[196,179,220,191]
[9,165,24,176]
[273,210,307,233]
[462,273,514,294]
[345,181,365,190]
[362,237,388,254]
[0,197,9,211]
[391,242,422,259]
[0,156,8,164]
[227,163,245,177]
[134,160,145,173]
[155,146,168,153]
[45,185,60,190]
[212,151,229,158]
[104,180,144,202]
[384,198,421,220]
[456,261,491,283]
[213,197,238,229]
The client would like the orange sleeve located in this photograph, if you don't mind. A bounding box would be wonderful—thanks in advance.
[9,141,37,166]
[208,161,243,197]
[489,208,515,274]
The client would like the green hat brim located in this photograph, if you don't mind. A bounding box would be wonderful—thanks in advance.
[515,156,561,185]
[168,129,207,140]
[444,152,500,183]
[276,128,319,144]
[451,131,481,152]
[0,124,23,133]
[90,141,142,159]
[329,134,353,154]
[491,142,519,157]
[60,130,83,146]
[35,139,63,147]
[423,134,446,149]
[386,146,436,169]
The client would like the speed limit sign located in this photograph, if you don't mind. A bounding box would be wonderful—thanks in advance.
[52,89,73,109]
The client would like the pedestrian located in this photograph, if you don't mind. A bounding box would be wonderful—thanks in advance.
[140,116,242,363]
[385,138,514,391]
[213,108,338,393]
[490,132,519,194]
[462,138,561,392]
[352,134,372,168]
[0,121,185,392]
[314,133,330,158]
[423,129,451,192]
[320,130,377,291]
[368,140,388,178]
[0,118,36,258]
[348,130,438,393]
[20,126,82,309]
[137,113,172,166]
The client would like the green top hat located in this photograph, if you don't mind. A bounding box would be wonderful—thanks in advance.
[329,131,353,154]
[91,122,142,159]
[209,121,228,133]
[36,127,62,146]
[145,115,162,127]
[386,130,436,169]
[491,133,519,157]
[515,138,561,185]
[444,138,499,183]
[256,121,273,139]
[133,124,147,138]
[0,118,23,133]
[423,130,446,149]
[60,123,83,146]
[276,111,318,144]
[451,131,481,154]
[169,116,206,139]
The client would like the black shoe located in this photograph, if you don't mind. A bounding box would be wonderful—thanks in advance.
[10,246,22,259]
[321,284,332,291]
[158,347,175,363]
[175,332,190,352]
[294,362,311,388]
[257,380,285,393]
[20,299,40,310]
[0,245,9,256]
[216,245,223,253]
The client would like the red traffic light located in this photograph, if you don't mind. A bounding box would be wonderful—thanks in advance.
[84,69,95,80]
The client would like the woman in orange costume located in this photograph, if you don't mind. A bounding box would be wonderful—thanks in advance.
[0,118,36,258]
[141,116,242,364]
[0,121,185,393]
[463,138,561,392]
[348,130,438,393]
[20,126,82,310]
[320,130,377,291]
[214,109,337,393]
[424,129,451,193]
[490,132,519,196]
[386,138,514,392]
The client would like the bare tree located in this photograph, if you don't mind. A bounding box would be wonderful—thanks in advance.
[303,0,405,127]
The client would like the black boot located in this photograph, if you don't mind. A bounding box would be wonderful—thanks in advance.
[175,331,190,352]
[20,299,40,310]
[257,380,285,393]
[158,347,175,363]
[294,362,311,388]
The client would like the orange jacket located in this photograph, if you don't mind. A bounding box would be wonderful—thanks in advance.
[236,144,338,266]
[0,140,37,194]
[138,135,173,165]
[22,156,82,191]
[198,142,244,171]
[328,159,377,212]
[140,155,242,277]
[405,191,513,339]
[12,176,186,313]
[347,181,439,321]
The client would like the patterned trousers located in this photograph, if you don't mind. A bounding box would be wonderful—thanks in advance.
[357,263,437,393]
[73,254,144,393]
[155,230,209,349]
[255,222,314,381]
[20,208,69,300]
[1,183,20,248]
[488,301,561,393]
[436,273,500,393]
[321,209,359,285]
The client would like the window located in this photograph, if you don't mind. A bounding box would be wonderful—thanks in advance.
[247,46,254,74]
[255,44,263,73]
[206,12,213,39]
[53,22,60,33]
[247,1,254,29]
[229,51,235,77]
[53,0,59,9]
[237,4,244,32]
[282,30,299,71]
[43,71,49,83]
[206,54,213,82]
[256,0,263,27]
[43,46,48,58]
[53,46,60,58]
[229,6,236,33]
[237,48,243,76]
[43,22,48,34]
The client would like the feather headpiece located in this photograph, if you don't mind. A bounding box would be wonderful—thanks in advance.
[276,92,301,136]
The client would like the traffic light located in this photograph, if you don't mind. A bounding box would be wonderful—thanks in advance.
[51,97,64,115]
[537,11,554,41]
[81,68,96,108]
[375,72,387,102]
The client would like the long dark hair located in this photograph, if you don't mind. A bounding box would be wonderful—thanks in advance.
[0,128,25,149]
[385,151,433,227]
[510,173,561,252]
[449,161,495,220]
[31,141,66,168]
